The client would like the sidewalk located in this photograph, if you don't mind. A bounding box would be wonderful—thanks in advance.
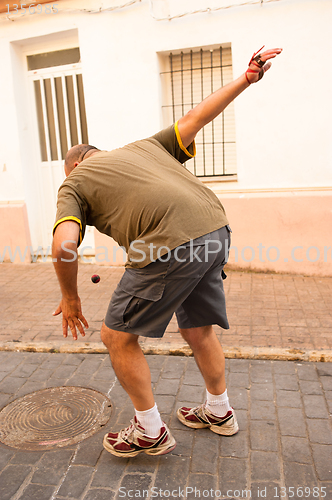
[0,265,332,499]
[0,351,331,500]
[1,263,332,360]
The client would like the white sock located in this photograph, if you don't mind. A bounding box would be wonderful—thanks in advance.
[206,389,231,417]
[135,403,163,438]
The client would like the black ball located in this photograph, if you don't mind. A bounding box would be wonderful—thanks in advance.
[91,274,100,284]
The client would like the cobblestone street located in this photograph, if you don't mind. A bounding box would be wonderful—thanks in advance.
[0,352,332,500]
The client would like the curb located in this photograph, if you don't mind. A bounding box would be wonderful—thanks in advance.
[0,341,331,362]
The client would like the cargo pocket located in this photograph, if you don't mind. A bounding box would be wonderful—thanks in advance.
[118,270,166,328]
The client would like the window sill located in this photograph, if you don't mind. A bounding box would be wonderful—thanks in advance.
[199,174,238,184]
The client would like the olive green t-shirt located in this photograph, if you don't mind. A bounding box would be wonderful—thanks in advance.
[53,122,229,268]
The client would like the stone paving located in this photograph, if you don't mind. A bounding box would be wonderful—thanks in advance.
[1,264,332,499]
[1,263,332,351]
[0,351,332,500]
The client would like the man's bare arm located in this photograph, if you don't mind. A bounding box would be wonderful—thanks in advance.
[177,47,282,149]
[52,220,88,340]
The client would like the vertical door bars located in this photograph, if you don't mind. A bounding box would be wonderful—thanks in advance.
[61,74,72,151]
[34,71,86,163]
[50,76,63,165]
[200,49,206,176]
[33,80,47,161]
[39,77,56,207]
[190,50,197,176]
[210,50,215,176]
[180,52,184,118]
[72,73,83,145]
[170,54,175,123]
[39,77,52,164]
[220,47,225,176]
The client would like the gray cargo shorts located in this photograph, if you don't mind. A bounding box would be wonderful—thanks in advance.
[104,225,231,338]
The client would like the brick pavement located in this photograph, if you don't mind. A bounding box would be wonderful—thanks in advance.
[1,263,332,352]
[0,351,331,500]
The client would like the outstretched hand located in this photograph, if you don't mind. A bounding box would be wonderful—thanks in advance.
[246,46,283,84]
[53,296,89,341]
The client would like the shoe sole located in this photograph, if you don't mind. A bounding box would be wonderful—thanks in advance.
[176,409,239,436]
[103,434,176,458]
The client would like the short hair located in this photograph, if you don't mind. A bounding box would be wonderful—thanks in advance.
[64,144,99,174]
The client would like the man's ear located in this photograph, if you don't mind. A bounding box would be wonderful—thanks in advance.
[74,161,80,168]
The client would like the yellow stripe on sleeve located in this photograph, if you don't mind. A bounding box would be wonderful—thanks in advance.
[53,217,83,245]
[174,121,196,158]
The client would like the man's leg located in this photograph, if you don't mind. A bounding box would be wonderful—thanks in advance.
[100,323,154,411]
[177,324,238,435]
[101,323,176,457]
[179,325,226,395]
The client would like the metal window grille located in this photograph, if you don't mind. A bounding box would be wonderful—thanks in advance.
[161,46,237,177]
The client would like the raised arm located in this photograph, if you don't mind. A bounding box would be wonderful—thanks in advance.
[177,47,282,149]
[52,220,88,340]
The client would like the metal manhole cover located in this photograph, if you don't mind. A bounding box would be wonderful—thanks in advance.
[0,386,112,450]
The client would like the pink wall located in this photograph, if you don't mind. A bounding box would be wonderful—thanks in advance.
[2,195,330,276]
[94,193,332,276]
[222,194,332,276]
[94,229,126,266]
[0,204,32,263]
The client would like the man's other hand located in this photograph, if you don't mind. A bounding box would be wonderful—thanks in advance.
[53,296,89,340]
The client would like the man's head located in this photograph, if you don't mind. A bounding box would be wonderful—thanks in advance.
[64,144,100,177]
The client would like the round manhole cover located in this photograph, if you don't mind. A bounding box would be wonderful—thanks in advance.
[0,387,112,450]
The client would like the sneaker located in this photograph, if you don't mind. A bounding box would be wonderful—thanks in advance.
[103,417,176,457]
[177,404,239,436]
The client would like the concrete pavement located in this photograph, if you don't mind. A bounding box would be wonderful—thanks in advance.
[0,352,332,500]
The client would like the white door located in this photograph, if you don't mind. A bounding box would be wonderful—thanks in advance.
[29,62,94,252]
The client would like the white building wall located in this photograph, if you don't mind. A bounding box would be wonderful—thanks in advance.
[1,0,331,189]
[0,41,26,201]
[0,0,331,273]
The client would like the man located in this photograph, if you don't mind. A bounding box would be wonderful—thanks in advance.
[52,47,282,457]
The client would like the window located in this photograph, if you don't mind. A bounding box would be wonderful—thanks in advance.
[160,46,236,177]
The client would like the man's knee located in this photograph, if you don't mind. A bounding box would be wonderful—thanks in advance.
[101,323,138,350]
[179,325,214,347]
